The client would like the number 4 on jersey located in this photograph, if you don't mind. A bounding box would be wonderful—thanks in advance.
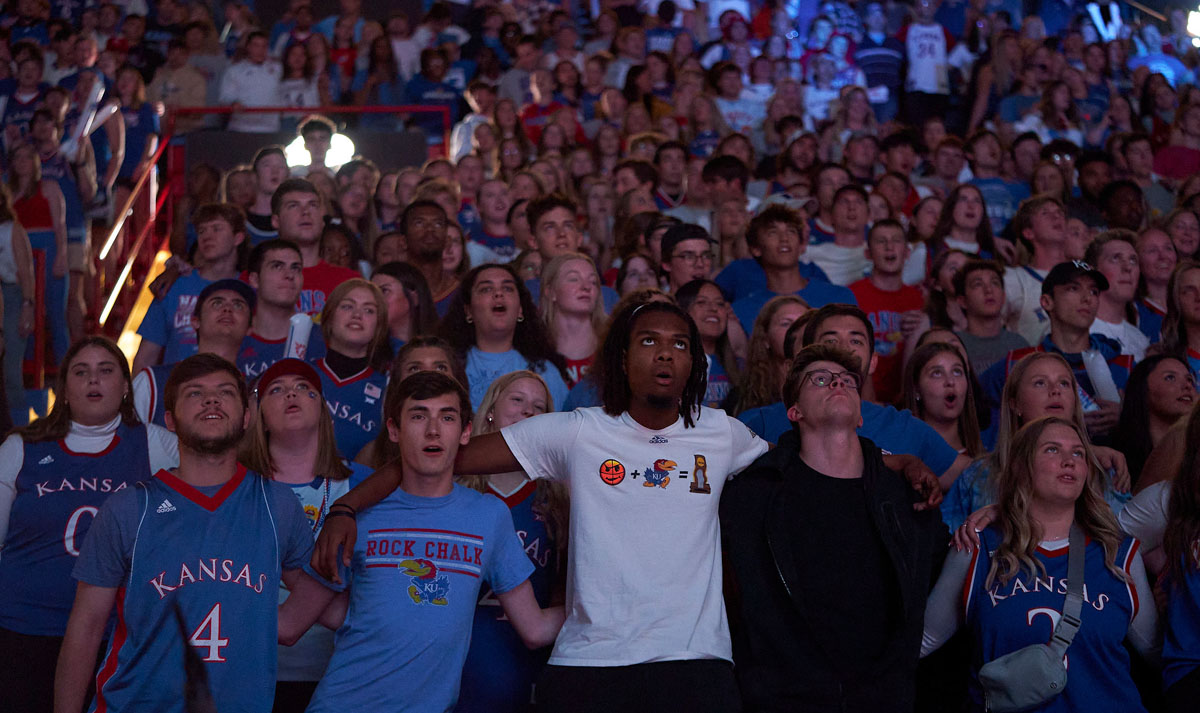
[189,603,230,662]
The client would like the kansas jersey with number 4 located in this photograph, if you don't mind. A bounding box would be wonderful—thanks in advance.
[0,423,151,635]
[72,467,313,713]
[963,528,1146,712]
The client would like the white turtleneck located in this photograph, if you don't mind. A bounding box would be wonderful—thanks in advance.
[0,416,179,549]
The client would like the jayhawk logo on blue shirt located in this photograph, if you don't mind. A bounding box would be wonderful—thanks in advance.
[401,558,451,606]
[642,459,676,488]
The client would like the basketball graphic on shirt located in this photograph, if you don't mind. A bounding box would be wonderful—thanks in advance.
[599,459,626,486]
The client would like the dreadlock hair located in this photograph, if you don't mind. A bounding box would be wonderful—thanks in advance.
[438,263,567,382]
[595,299,707,427]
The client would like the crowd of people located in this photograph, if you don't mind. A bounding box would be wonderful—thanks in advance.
[5,0,1200,711]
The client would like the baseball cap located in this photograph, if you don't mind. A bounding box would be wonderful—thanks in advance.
[197,278,257,312]
[1040,260,1109,295]
[660,223,715,260]
[255,358,322,398]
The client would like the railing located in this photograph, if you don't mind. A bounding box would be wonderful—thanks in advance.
[91,103,454,346]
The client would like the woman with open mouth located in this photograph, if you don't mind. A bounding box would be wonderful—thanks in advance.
[241,358,361,713]
[0,336,177,712]
[439,263,570,411]
[922,416,1157,713]
[942,352,1131,532]
[902,341,983,460]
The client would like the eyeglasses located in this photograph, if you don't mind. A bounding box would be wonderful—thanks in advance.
[674,251,715,264]
[801,369,861,390]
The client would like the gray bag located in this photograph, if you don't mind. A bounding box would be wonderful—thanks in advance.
[977,525,1085,713]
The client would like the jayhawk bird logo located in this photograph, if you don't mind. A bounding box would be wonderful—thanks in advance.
[642,459,676,488]
[400,558,451,605]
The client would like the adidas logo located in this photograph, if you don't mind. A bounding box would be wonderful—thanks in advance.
[38,455,54,465]
[156,499,177,514]
[649,435,668,444]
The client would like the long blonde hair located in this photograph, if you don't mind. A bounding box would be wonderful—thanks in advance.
[239,382,351,480]
[459,371,569,551]
[987,416,1127,588]
[539,252,607,346]
[987,352,1090,475]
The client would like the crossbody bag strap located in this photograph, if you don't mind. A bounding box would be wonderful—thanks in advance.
[1048,524,1086,656]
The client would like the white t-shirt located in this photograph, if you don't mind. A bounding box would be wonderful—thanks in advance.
[501,406,768,666]
[805,241,872,286]
[1090,317,1150,361]
[1003,265,1051,346]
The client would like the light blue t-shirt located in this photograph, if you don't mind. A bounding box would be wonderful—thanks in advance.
[736,400,958,477]
[465,348,569,411]
[136,273,216,364]
[305,484,533,713]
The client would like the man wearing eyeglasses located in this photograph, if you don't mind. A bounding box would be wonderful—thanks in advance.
[660,223,717,294]
[720,342,949,713]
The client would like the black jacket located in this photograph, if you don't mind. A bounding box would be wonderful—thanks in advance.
[719,432,949,713]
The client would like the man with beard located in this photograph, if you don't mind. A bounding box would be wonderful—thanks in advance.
[402,199,459,316]
[55,354,315,713]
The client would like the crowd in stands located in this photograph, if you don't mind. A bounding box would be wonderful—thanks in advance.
[7,0,1200,710]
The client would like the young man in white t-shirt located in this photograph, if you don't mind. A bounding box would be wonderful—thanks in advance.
[1085,230,1150,360]
[1004,195,1069,344]
[312,300,942,712]
[805,184,872,285]
[896,0,953,127]
[314,301,765,710]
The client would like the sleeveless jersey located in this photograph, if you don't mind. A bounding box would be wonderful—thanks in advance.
[237,331,288,382]
[902,24,950,95]
[39,148,87,243]
[963,527,1145,712]
[84,467,309,713]
[3,89,44,137]
[456,481,557,713]
[138,363,175,428]
[0,424,151,635]
[311,358,386,461]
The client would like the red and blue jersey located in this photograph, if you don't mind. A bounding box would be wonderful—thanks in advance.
[311,358,387,461]
[0,424,151,636]
[72,467,313,713]
[236,332,288,382]
[980,335,1134,416]
[963,527,1145,712]
[136,363,175,428]
[456,481,557,713]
